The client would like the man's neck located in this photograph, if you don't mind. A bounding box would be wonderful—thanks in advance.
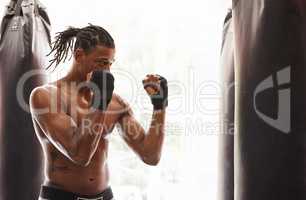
[59,66,91,96]
[64,66,89,84]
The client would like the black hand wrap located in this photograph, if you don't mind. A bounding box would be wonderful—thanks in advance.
[89,70,114,111]
[150,75,168,110]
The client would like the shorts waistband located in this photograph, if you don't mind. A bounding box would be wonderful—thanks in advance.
[39,185,114,200]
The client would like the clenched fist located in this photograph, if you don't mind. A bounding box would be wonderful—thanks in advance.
[142,74,168,110]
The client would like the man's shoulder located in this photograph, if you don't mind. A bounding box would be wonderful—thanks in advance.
[30,83,60,109]
[29,86,50,112]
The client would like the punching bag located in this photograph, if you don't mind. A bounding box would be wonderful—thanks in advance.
[233,0,306,199]
[0,0,51,199]
[218,9,234,200]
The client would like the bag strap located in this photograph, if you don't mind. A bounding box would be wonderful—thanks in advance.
[14,0,39,16]
[33,0,39,16]
[15,0,24,16]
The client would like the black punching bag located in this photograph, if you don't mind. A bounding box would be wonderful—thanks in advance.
[0,0,51,199]
[218,9,234,200]
[233,0,306,199]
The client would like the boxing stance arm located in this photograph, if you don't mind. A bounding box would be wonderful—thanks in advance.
[115,95,166,166]
[29,87,105,167]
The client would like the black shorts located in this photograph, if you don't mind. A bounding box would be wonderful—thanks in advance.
[39,185,114,200]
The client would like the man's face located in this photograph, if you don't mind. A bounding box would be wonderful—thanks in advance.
[76,45,116,74]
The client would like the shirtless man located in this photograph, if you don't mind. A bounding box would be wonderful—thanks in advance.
[29,24,168,200]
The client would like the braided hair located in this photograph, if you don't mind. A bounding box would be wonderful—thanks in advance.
[46,24,115,71]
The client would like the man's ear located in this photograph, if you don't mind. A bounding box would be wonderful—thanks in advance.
[74,48,85,63]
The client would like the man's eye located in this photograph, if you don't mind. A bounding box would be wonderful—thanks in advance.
[97,60,109,65]
[96,58,115,66]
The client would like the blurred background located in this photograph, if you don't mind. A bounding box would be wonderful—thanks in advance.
[0,0,231,199]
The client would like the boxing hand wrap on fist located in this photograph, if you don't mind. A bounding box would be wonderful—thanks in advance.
[89,70,114,111]
[143,74,168,110]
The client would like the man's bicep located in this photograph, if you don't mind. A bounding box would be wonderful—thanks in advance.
[114,93,146,156]
[117,109,146,156]
[30,87,79,160]
[34,112,77,146]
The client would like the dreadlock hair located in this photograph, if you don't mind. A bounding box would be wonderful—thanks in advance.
[46,24,115,71]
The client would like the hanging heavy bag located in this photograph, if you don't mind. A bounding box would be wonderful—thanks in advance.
[0,0,51,199]
[218,9,234,200]
[233,0,306,199]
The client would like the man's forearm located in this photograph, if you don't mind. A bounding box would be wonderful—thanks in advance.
[142,109,166,165]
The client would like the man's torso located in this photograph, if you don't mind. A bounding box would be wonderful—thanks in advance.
[32,80,125,195]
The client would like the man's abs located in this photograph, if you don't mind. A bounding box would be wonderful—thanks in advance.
[45,164,110,195]
[35,118,110,196]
